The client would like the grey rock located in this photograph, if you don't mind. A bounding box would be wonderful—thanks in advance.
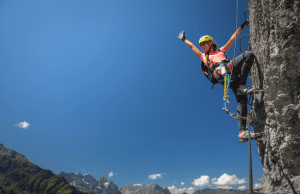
[59,172,121,194]
[99,176,111,183]
[0,143,28,161]
[119,184,171,194]
[246,0,300,193]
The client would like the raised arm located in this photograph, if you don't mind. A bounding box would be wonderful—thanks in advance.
[223,20,249,53]
[184,39,203,59]
[223,27,242,54]
[178,31,203,59]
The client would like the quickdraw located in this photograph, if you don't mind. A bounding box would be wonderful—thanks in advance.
[223,73,230,103]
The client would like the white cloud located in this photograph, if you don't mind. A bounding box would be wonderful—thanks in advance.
[191,175,210,187]
[216,185,233,189]
[82,169,84,172]
[149,174,162,180]
[254,183,261,189]
[134,184,142,186]
[168,185,177,191]
[168,186,195,194]
[181,182,184,186]
[168,186,181,194]
[15,121,30,129]
[237,185,247,190]
[109,172,113,178]
[187,187,195,192]
[211,173,246,185]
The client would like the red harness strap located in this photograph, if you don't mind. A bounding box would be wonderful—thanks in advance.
[205,49,232,78]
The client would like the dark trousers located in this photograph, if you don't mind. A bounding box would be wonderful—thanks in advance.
[216,51,255,131]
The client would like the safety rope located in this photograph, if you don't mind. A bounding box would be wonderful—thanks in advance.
[221,1,269,129]
[222,0,239,107]
[222,0,238,121]
[222,5,265,112]
[226,0,239,98]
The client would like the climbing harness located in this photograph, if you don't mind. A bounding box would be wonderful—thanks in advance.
[213,61,231,103]
[201,45,229,89]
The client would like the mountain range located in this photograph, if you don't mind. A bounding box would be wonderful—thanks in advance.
[0,143,256,194]
[58,171,122,194]
[119,184,171,194]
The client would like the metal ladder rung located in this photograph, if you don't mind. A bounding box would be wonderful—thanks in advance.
[222,107,270,126]
[239,88,264,95]
[239,135,263,143]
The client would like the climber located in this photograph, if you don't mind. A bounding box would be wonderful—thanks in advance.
[178,21,261,142]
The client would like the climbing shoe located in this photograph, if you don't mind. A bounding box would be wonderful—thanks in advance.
[237,85,250,95]
[238,130,263,143]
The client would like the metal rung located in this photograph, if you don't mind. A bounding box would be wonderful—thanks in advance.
[244,9,250,27]
[238,88,264,95]
[239,135,264,143]
[239,35,250,53]
[222,107,270,126]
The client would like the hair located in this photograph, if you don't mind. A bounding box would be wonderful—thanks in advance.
[213,43,218,51]
[207,41,218,52]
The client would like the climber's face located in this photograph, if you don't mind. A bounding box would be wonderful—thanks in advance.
[201,41,213,52]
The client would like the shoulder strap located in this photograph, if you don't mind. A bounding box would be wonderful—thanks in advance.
[205,52,210,68]
[218,49,229,61]
[205,47,225,67]
[201,60,219,89]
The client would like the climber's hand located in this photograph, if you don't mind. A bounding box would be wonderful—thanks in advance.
[178,31,186,41]
[240,20,249,29]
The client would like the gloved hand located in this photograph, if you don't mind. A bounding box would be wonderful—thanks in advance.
[240,20,249,29]
[178,31,186,41]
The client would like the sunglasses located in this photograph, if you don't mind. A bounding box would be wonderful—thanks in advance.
[200,41,207,47]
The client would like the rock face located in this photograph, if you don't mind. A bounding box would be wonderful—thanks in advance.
[246,0,300,193]
[0,143,28,161]
[119,184,171,194]
[0,186,5,194]
[0,143,79,194]
[59,172,121,194]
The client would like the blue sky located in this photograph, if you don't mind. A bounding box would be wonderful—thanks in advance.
[0,0,262,192]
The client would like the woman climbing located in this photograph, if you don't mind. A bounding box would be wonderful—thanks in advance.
[178,21,261,143]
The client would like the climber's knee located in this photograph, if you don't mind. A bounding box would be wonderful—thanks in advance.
[244,53,255,68]
[244,51,254,57]
[245,61,253,68]
[246,51,255,61]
